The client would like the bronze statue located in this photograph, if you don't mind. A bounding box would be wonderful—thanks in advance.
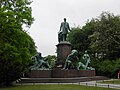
[63,50,95,70]
[63,50,79,70]
[77,50,95,70]
[82,50,90,69]
[30,53,50,70]
[58,18,71,42]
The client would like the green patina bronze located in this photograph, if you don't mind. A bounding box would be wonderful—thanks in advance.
[63,50,95,70]
[30,53,51,70]
[63,50,79,70]
[58,18,71,42]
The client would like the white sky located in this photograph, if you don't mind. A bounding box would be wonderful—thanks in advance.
[29,0,120,56]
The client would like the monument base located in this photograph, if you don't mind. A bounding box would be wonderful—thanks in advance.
[21,76,109,83]
[30,70,51,78]
[52,69,95,78]
[20,70,109,83]
[29,69,95,78]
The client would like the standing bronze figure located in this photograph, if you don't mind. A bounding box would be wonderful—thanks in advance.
[58,18,71,42]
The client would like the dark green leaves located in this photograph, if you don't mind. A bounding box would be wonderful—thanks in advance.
[67,12,120,77]
[0,0,36,86]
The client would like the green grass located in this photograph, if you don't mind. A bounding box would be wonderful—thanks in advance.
[0,84,116,90]
[101,79,120,84]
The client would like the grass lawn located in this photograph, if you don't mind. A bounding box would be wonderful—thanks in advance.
[0,84,116,90]
[101,79,120,84]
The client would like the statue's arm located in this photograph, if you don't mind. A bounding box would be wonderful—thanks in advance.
[67,23,71,31]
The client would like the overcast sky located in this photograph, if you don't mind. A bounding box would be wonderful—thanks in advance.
[29,0,120,56]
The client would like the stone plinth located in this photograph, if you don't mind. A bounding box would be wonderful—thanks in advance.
[52,69,96,78]
[21,76,108,83]
[56,41,72,67]
[29,69,96,78]
[30,70,51,78]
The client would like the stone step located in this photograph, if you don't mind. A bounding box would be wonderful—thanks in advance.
[20,76,109,83]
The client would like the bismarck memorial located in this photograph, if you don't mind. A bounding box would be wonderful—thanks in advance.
[53,18,95,78]
[23,18,98,83]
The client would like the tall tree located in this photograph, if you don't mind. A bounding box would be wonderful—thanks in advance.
[0,0,36,86]
[89,12,120,60]
[0,0,34,30]
[67,20,95,55]
[68,12,120,77]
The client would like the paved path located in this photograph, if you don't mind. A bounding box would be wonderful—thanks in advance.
[79,79,120,89]
[17,79,120,89]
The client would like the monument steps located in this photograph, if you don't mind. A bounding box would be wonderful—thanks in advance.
[20,76,109,83]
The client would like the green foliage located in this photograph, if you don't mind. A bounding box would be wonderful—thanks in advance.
[0,0,36,86]
[68,12,120,77]
[89,12,120,60]
[95,58,120,78]
[68,23,95,56]
[0,0,34,30]
[68,27,83,51]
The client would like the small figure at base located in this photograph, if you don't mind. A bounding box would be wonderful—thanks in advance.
[30,53,51,70]
[79,50,95,70]
[63,50,79,70]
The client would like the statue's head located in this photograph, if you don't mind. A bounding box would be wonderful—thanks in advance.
[64,18,66,22]
[85,50,88,54]
[71,50,78,55]
[31,56,36,60]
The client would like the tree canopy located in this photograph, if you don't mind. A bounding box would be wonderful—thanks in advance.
[89,12,120,60]
[0,0,34,30]
[68,12,120,77]
[0,0,36,86]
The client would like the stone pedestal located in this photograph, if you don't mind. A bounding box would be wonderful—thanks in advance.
[56,41,72,67]
[30,70,51,78]
[52,69,96,78]
[29,69,96,78]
